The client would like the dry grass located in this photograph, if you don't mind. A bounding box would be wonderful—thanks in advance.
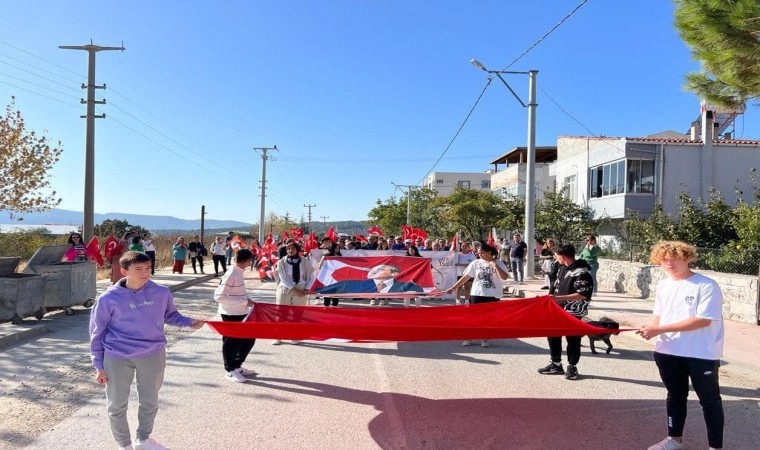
[96,233,199,280]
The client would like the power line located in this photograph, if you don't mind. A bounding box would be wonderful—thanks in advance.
[0,79,80,108]
[0,57,82,92]
[0,39,84,81]
[0,72,81,101]
[538,85,597,136]
[417,77,493,185]
[500,0,590,71]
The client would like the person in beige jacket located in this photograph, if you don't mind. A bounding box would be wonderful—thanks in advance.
[272,242,314,345]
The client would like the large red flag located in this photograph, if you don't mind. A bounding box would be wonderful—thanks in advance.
[86,237,104,266]
[290,228,304,240]
[487,229,496,246]
[401,225,413,240]
[282,231,290,240]
[325,226,338,243]
[103,235,123,260]
[412,227,428,240]
[367,226,384,236]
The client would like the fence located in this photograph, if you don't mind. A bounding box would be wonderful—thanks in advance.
[601,243,760,276]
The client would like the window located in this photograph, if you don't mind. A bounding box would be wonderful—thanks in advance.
[590,160,625,198]
[458,180,470,188]
[563,175,577,202]
[436,179,444,184]
[481,180,490,189]
[627,160,655,194]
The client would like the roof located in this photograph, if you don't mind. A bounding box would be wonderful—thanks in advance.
[490,146,558,165]
[557,135,760,146]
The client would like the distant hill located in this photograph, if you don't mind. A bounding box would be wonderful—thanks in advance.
[0,208,252,231]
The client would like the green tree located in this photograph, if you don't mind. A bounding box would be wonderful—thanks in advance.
[431,188,509,241]
[94,219,149,238]
[535,188,597,244]
[617,202,677,251]
[672,190,737,248]
[0,98,63,219]
[674,0,760,109]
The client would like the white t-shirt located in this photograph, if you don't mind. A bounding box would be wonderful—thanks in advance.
[463,259,508,299]
[653,272,724,360]
[142,238,156,252]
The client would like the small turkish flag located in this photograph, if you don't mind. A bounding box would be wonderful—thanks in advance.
[104,235,123,260]
[86,236,104,266]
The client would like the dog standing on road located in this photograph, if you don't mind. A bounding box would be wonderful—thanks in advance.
[586,316,620,354]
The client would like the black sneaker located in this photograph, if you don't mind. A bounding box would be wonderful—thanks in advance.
[565,364,578,380]
[537,362,564,375]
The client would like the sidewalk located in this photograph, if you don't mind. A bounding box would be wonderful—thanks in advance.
[0,264,215,350]
[509,276,760,379]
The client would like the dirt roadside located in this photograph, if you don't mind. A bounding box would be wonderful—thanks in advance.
[0,274,259,450]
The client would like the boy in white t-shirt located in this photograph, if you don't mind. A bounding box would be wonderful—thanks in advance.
[638,241,724,450]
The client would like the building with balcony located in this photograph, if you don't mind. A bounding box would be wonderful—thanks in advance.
[489,146,557,200]
[554,107,760,235]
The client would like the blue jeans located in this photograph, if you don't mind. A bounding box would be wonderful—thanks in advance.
[510,257,524,282]
[588,262,599,293]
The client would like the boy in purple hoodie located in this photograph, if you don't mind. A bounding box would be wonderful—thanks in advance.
[90,251,205,450]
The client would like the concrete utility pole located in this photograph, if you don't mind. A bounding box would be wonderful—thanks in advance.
[391,182,415,226]
[253,146,277,241]
[60,41,125,242]
[320,216,329,229]
[200,205,206,245]
[304,204,316,232]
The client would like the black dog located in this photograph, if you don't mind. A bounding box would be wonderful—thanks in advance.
[586,316,620,354]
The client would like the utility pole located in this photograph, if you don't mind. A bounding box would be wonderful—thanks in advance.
[391,182,415,226]
[253,145,277,241]
[320,215,329,230]
[524,70,538,278]
[200,205,206,245]
[304,204,316,232]
[60,41,125,242]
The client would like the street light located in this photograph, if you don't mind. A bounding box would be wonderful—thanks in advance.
[471,59,538,278]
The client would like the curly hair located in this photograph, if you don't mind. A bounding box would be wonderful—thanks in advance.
[649,241,697,264]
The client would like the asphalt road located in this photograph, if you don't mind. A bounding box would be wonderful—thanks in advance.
[3,279,760,450]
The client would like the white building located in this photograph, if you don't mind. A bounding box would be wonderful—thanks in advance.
[489,146,558,200]
[554,107,760,235]
[423,171,493,196]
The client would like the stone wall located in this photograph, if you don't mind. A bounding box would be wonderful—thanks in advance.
[597,258,759,325]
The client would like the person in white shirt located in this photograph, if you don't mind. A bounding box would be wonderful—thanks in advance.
[272,242,314,345]
[213,249,256,383]
[210,236,228,277]
[142,233,157,275]
[444,242,509,348]
[638,241,724,450]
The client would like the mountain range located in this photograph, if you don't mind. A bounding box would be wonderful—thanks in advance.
[0,208,252,231]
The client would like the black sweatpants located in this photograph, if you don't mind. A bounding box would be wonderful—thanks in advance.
[212,255,227,275]
[653,351,723,449]
[221,314,256,372]
[547,335,582,366]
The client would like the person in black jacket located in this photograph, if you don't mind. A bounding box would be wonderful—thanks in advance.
[188,235,207,274]
[537,244,594,380]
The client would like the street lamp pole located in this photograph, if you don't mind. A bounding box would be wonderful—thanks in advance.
[471,59,538,277]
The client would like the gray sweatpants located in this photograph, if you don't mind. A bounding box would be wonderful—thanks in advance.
[103,349,166,447]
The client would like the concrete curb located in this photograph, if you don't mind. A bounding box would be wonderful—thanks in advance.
[0,324,49,350]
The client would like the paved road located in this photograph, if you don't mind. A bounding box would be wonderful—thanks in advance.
[4,276,760,449]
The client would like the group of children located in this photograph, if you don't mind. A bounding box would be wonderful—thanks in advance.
[90,240,725,450]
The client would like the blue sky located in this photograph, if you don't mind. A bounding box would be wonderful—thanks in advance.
[2,1,757,225]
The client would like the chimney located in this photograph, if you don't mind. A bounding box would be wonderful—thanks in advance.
[690,120,700,140]
[701,110,714,142]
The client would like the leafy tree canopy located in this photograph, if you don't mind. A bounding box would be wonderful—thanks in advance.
[94,219,149,239]
[675,0,760,109]
[0,98,63,219]
[535,188,597,244]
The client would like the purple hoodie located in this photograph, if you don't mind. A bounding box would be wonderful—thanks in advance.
[89,279,193,371]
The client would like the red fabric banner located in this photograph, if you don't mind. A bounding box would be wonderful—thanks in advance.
[206,296,619,342]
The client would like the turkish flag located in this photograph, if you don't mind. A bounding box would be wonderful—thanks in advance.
[450,233,459,253]
[326,226,338,243]
[366,226,384,236]
[104,235,123,260]
[282,231,290,240]
[412,227,428,240]
[401,225,413,240]
[86,237,104,266]
[487,229,496,247]
[230,235,248,251]
[303,231,319,253]
[290,228,304,240]
[353,234,368,242]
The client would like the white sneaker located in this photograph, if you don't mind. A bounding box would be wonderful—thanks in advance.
[135,438,170,450]
[647,437,685,450]
[462,340,472,346]
[369,300,377,306]
[290,340,302,345]
[480,340,491,348]
[225,370,248,383]
[237,367,258,376]
[271,339,282,345]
